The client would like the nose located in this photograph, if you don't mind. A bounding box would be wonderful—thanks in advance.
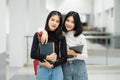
[67,22,71,26]
[53,21,57,24]
[53,21,57,25]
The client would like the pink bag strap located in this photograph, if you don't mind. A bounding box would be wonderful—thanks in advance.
[37,32,42,41]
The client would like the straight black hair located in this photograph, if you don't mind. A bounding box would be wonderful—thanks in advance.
[62,11,83,37]
[45,11,63,40]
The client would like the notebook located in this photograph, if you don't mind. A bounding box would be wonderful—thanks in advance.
[69,45,83,53]
[68,45,83,58]
[39,42,55,64]
[39,42,54,55]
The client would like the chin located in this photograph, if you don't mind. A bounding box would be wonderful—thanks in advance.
[50,28,56,31]
[66,28,72,31]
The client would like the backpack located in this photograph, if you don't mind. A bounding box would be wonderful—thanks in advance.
[33,32,41,75]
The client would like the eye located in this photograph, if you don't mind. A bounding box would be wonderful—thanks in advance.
[66,19,70,22]
[71,21,74,24]
[56,20,60,23]
[51,18,55,21]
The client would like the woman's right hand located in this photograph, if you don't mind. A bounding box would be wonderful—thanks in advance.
[40,30,48,44]
[46,53,57,62]
[67,49,77,57]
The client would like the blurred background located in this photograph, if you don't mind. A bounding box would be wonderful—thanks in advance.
[0,0,120,80]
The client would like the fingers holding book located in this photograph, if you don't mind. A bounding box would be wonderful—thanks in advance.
[46,53,57,62]
[67,49,77,57]
[40,59,53,68]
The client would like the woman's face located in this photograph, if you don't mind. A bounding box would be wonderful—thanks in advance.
[48,15,60,31]
[65,16,75,31]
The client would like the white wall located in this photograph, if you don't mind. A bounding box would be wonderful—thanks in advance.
[9,0,47,67]
[9,0,27,67]
[94,0,104,13]
[27,0,47,35]
[94,0,114,13]
[46,0,55,11]
[112,0,120,48]
[114,0,120,34]
[0,0,6,54]
[0,1,6,79]
[104,0,114,10]
[47,0,93,14]
[94,0,114,33]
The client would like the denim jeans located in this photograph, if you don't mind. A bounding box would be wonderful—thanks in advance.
[62,60,88,80]
[36,65,63,80]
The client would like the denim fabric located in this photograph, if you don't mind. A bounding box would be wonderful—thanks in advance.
[62,60,88,80]
[36,65,63,80]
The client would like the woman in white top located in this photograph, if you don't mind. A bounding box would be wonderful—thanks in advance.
[39,11,88,80]
[62,11,88,80]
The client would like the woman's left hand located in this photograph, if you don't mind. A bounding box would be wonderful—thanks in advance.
[40,60,53,68]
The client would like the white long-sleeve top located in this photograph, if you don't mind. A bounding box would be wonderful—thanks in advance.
[63,31,88,61]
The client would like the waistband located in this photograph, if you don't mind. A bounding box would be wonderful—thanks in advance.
[67,58,77,61]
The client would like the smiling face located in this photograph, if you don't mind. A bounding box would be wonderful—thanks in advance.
[65,16,75,31]
[48,15,60,31]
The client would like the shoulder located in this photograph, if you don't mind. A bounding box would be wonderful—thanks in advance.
[61,36,65,40]
[33,32,37,37]
[78,34,87,43]
[77,33,85,38]
[74,34,86,41]
[34,32,42,37]
[60,36,66,42]
[79,34,86,38]
[33,32,41,39]
[33,32,38,37]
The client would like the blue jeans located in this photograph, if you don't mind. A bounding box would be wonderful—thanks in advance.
[62,60,88,80]
[36,65,63,80]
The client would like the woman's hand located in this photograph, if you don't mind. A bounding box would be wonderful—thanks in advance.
[67,49,77,57]
[40,30,48,44]
[46,53,57,62]
[40,60,53,68]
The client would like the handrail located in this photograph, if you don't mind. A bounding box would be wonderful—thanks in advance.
[85,35,120,65]
[24,35,120,39]
[85,35,120,39]
[24,35,120,65]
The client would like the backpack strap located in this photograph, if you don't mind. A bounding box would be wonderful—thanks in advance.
[33,32,42,75]
[37,32,42,57]
[37,32,42,42]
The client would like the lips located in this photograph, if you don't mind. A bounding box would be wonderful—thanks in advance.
[66,25,71,28]
[51,25,56,29]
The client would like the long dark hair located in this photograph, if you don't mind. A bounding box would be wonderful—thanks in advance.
[62,11,83,37]
[45,11,63,40]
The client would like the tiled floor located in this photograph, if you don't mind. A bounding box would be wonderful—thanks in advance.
[87,65,120,80]
[2,41,120,80]
[0,53,6,80]
[6,65,120,80]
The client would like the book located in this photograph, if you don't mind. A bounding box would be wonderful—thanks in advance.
[39,42,55,64]
[39,42,54,55]
[69,45,83,53]
[68,45,83,58]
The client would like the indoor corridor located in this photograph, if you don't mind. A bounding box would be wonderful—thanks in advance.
[6,40,120,80]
